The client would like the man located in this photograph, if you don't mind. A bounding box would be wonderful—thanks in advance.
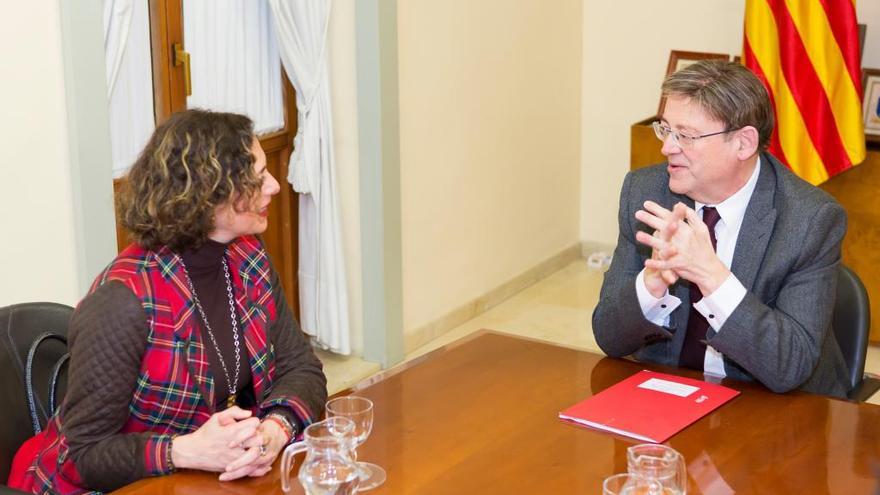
[592,60,850,398]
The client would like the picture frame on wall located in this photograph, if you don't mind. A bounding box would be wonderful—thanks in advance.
[858,23,866,63]
[863,68,880,144]
[658,51,731,116]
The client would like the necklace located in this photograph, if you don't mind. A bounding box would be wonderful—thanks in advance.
[180,256,242,409]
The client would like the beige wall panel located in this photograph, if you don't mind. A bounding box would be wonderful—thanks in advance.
[580,1,746,246]
[0,3,79,305]
[398,0,583,332]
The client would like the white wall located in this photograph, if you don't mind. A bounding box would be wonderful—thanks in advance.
[397,0,583,333]
[0,2,80,306]
[859,3,880,68]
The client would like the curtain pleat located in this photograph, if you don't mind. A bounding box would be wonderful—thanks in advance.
[268,0,351,355]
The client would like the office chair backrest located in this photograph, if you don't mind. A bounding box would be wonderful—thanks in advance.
[0,302,73,484]
[832,264,871,394]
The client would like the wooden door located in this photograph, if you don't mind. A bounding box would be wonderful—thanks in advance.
[114,0,300,315]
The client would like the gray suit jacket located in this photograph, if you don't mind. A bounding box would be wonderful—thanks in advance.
[592,153,850,398]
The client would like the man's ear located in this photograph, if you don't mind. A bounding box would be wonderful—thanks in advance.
[735,126,760,159]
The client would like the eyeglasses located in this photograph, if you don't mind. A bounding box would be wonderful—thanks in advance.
[651,121,737,148]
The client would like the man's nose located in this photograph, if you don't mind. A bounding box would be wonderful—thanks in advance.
[660,134,681,156]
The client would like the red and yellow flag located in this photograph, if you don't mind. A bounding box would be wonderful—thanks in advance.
[744,0,865,184]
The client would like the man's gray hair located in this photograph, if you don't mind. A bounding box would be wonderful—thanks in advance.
[662,60,774,151]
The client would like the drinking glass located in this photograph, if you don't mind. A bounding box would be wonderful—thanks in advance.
[627,444,687,495]
[326,396,386,491]
[603,473,664,495]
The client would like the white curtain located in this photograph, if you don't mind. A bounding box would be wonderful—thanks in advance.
[268,0,351,355]
[104,0,155,177]
[183,0,284,135]
[103,0,132,95]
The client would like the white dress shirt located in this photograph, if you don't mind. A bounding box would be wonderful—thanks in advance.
[635,158,762,377]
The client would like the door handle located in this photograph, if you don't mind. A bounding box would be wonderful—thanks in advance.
[172,42,192,96]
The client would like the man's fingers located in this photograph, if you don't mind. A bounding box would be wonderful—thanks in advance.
[672,202,689,219]
[634,210,669,233]
[645,257,679,272]
[659,244,678,260]
[642,201,675,218]
[683,206,706,232]
[636,231,669,254]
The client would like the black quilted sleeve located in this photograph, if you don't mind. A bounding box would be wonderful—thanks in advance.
[61,281,156,492]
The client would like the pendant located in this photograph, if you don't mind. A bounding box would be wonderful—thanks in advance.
[227,393,236,408]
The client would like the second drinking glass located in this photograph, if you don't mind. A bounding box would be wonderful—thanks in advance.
[326,396,387,491]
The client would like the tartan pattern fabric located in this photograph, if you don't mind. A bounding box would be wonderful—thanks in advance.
[21,236,314,494]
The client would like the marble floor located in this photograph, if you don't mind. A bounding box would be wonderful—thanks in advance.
[317,259,880,405]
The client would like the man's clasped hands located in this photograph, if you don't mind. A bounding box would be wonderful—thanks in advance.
[634,201,731,300]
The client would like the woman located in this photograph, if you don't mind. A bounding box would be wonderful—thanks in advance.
[12,109,327,493]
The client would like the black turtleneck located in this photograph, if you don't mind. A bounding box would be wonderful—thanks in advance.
[181,239,254,409]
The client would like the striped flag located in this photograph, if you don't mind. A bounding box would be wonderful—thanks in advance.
[744,0,865,185]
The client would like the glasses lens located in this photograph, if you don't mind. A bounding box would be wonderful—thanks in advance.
[653,122,678,146]
[652,122,666,140]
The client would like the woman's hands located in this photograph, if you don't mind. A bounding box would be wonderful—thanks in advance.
[219,416,290,480]
[170,406,293,481]
[171,406,260,473]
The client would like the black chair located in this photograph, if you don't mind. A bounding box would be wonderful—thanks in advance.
[832,265,880,402]
[0,302,73,485]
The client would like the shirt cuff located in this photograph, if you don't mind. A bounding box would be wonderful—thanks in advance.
[144,434,175,476]
[635,269,681,326]
[703,346,727,378]
[693,272,746,333]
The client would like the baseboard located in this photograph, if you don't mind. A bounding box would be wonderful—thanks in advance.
[581,240,615,259]
[403,242,585,354]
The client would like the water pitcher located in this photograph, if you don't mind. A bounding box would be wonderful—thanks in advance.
[281,417,361,494]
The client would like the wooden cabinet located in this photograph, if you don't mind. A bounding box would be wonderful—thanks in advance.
[630,118,880,342]
[820,151,880,342]
[630,117,665,171]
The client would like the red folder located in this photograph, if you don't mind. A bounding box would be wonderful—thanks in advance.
[559,370,740,443]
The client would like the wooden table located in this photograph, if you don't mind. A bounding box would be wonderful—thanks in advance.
[116,331,880,494]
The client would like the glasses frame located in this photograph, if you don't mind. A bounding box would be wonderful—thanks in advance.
[651,121,738,148]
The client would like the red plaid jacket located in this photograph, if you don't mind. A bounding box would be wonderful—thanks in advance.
[18,236,316,494]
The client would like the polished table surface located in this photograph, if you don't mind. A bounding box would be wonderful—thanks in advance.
[115,331,880,494]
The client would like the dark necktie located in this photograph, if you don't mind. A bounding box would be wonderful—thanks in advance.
[678,206,721,370]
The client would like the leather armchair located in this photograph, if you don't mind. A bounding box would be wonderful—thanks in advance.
[0,302,73,484]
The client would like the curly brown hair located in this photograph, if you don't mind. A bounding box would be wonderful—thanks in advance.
[117,109,262,252]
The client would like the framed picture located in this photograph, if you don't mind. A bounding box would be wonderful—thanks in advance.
[665,50,730,76]
[863,68,880,143]
[659,51,731,116]
[858,23,866,63]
